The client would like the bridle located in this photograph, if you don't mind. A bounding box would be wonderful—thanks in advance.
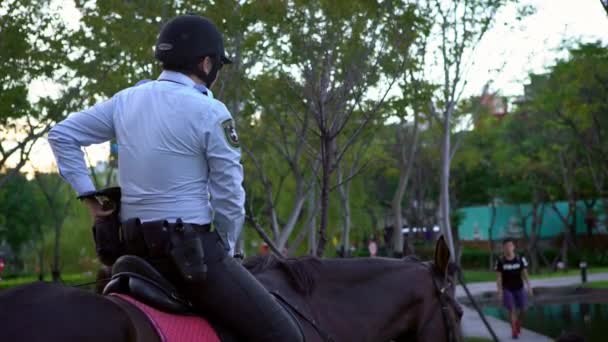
[416,262,461,342]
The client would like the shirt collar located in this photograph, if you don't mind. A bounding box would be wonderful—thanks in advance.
[157,70,214,99]
[157,70,196,87]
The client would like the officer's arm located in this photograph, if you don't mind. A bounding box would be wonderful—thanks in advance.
[48,98,115,196]
[204,108,245,256]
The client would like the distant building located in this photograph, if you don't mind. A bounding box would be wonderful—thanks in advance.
[457,200,606,242]
[480,92,508,117]
[512,73,549,110]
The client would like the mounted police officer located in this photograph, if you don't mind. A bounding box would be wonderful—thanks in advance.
[48,14,302,342]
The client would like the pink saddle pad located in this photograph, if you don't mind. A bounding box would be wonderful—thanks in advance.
[111,293,221,342]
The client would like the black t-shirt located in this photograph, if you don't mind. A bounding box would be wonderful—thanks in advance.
[494,255,528,291]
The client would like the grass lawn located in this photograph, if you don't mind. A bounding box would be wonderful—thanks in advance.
[584,280,608,289]
[461,267,608,283]
[0,273,95,290]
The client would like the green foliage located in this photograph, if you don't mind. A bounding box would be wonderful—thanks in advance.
[453,42,608,212]
[0,172,97,277]
[46,204,97,274]
[0,0,68,123]
[0,272,95,291]
[0,173,49,253]
[460,247,491,269]
[585,281,608,289]
[519,43,608,200]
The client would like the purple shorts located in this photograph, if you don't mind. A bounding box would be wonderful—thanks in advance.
[503,288,527,311]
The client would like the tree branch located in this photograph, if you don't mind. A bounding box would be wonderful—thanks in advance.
[245,211,285,259]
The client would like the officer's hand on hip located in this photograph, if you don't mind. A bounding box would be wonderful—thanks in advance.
[83,197,114,219]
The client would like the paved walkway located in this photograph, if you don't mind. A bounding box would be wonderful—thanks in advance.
[456,272,608,341]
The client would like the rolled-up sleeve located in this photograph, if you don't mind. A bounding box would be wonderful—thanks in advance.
[48,98,115,195]
[203,105,245,255]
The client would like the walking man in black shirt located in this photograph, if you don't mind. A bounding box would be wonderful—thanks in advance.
[495,238,533,339]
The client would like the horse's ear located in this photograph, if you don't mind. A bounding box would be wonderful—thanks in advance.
[434,235,451,277]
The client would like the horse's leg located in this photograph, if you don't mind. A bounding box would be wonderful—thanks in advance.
[0,282,150,342]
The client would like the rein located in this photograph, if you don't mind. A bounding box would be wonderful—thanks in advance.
[271,290,334,342]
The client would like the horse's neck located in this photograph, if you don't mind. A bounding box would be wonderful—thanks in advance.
[253,257,427,341]
[309,259,425,341]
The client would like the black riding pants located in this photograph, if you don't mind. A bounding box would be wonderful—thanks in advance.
[153,231,302,342]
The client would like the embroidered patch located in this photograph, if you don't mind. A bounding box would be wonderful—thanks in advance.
[221,119,240,148]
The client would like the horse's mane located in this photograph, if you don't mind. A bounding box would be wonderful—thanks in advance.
[243,254,321,295]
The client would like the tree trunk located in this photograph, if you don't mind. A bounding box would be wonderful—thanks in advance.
[603,197,608,234]
[52,220,61,282]
[337,166,352,257]
[488,199,497,271]
[439,108,456,262]
[391,116,419,257]
[552,202,573,269]
[391,181,406,257]
[555,151,578,268]
[290,225,309,257]
[276,189,307,250]
[37,248,44,281]
[529,197,543,274]
[316,138,333,257]
[367,207,378,233]
[308,185,318,256]
[561,231,569,269]
[104,167,114,187]
[569,199,578,245]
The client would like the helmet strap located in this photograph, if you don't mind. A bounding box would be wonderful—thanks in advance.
[197,56,220,88]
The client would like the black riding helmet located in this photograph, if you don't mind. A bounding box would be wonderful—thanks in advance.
[155,15,232,86]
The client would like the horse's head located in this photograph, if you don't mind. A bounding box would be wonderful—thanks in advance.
[394,235,463,342]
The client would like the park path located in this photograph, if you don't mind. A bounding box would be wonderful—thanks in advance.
[455,272,608,341]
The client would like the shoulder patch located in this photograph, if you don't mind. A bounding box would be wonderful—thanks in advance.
[221,118,240,148]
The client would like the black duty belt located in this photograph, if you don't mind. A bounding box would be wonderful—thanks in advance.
[172,222,212,233]
[121,219,212,258]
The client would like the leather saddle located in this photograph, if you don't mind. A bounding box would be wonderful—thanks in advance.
[103,255,191,314]
[104,255,306,342]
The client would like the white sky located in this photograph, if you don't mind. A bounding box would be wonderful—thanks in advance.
[463,0,607,97]
[11,0,608,174]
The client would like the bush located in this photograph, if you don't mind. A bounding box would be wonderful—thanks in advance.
[569,248,608,267]
[460,247,491,268]
[525,247,608,269]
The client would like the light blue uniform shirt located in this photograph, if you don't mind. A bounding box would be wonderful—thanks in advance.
[48,71,245,254]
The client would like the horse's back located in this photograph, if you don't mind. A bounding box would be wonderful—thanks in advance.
[0,282,135,342]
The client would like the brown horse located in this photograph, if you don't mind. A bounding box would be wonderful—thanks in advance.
[0,236,462,342]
